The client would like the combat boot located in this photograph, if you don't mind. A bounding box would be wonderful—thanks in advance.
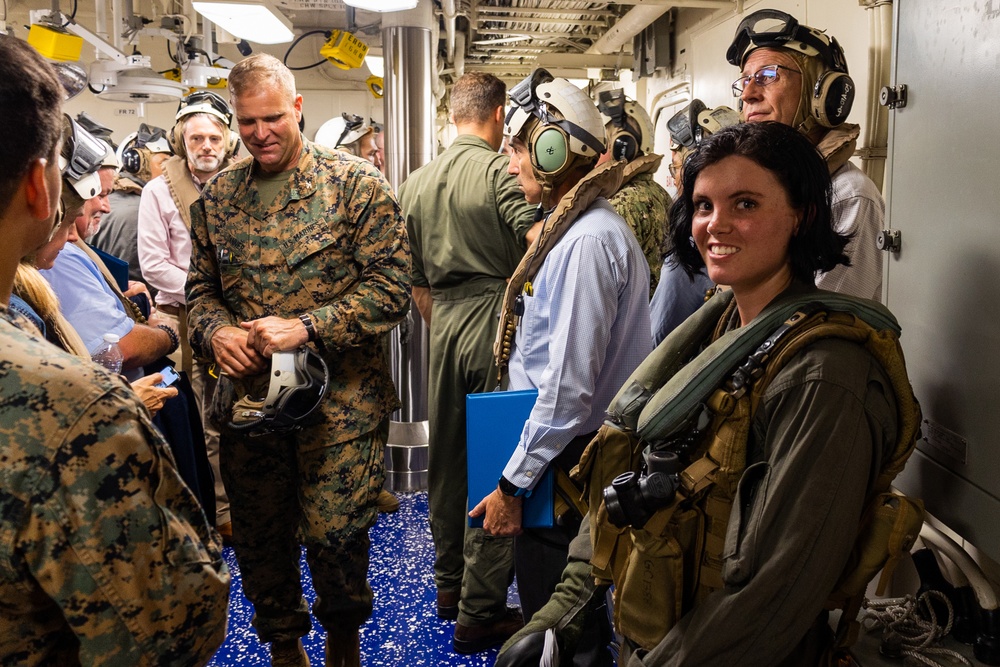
[325,628,361,667]
[270,638,309,667]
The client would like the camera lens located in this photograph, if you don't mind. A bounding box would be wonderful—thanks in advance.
[604,472,639,528]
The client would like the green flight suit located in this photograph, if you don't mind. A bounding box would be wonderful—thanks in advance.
[399,134,536,625]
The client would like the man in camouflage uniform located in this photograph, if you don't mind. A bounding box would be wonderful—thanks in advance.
[186,53,410,667]
[596,90,672,295]
[0,35,229,666]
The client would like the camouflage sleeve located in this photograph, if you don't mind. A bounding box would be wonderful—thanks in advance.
[310,171,412,350]
[492,156,537,246]
[186,197,237,361]
[20,386,229,665]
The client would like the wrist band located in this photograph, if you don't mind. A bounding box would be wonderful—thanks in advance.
[157,324,180,355]
[299,313,317,342]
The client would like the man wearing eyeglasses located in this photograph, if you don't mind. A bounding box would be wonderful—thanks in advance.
[728,8,884,302]
[137,91,239,543]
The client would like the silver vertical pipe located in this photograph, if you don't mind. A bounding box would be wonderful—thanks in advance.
[384,3,434,426]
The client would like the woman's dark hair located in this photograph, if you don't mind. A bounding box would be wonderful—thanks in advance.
[667,121,849,283]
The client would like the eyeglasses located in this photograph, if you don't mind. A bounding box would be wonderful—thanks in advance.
[731,64,800,96]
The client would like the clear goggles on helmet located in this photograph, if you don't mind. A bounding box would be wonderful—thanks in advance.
[228,346,330,436]
[62,116,107,183]
[135,123,170,150]
[176,90,233,126]
[726,8,846,72]
[667,99,707,150]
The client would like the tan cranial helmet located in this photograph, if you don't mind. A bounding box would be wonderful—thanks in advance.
[504,68,606,191]
[727,8,855,133]
[597,89,655,162]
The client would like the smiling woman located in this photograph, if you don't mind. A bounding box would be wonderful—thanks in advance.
[669,120,848,324]
[595,119,922,666]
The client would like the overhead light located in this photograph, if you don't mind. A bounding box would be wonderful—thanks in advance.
[192,0,295,44]
[343,0,419,12]
[54,62,89,99]
[366,54,384,78]
[93,67,187,103]
[29,8,186,103]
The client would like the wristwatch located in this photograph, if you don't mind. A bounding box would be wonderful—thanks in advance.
[498,475,532,498]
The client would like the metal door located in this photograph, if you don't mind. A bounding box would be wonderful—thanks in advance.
[885,0,1000,558]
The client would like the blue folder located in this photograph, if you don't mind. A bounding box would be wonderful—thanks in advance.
[466,389,554,528]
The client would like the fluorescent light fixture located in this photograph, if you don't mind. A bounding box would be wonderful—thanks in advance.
[343,0,419,12]
[192,0,295,44]
[365,55,384,78]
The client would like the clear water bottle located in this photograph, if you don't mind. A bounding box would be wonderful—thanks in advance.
[92,333,124,375]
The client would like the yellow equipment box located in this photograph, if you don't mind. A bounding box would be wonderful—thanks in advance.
[320,30,368,70]
[28,23,84,62]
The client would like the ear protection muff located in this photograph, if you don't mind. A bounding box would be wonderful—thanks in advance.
[610,131,639,162]
[811,68,855,128]
[119,145,148,175]
[529,125,570,175]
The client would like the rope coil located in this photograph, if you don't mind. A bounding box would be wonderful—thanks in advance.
[862,591,972,667]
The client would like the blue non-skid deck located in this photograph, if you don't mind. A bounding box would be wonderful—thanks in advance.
[208,491,505,666]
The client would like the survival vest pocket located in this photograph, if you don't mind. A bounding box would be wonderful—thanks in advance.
[576,423,644,581]
[827,490,924,604]
[616,506,703,651]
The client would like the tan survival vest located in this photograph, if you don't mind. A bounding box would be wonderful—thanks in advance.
[573,289,924,657]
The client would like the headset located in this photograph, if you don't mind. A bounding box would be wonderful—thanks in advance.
[117,124,172,176]
[727,8,855,128]
[597,89,649,162]
[167,90,239,159]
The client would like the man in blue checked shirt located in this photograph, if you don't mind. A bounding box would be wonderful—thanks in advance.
[470,69,652,625]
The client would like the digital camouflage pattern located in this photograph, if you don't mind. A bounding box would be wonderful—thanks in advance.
[219,420,388,640]
[187,140,411,449]
[0,310,229,666]
[607,154,672,294]
[185,139,409,639]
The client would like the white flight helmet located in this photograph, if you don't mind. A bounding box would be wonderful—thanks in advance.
[59,115,104,200]
[314,113,370,150]
[504,69,606,180]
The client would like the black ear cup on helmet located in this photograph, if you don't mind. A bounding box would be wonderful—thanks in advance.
[812,70,855,128]
[611,131,639,162]
[530,126,570,175]
[120,146,146,175]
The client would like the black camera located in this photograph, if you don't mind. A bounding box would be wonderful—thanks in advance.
[603,450,680,529]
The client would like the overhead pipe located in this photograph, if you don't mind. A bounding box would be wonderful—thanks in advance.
[586,5,671,55]
[443,0,457,66]
[111,0,124,50]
